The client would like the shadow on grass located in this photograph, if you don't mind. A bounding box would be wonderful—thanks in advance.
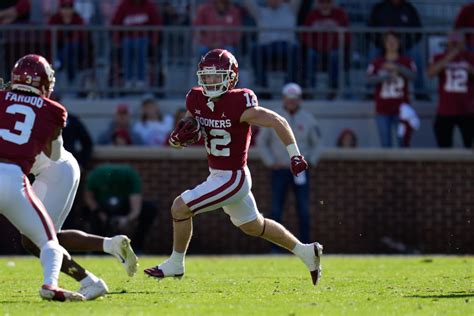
[0,300,31,304]
[405,292,474,299]
[107,290,198,295]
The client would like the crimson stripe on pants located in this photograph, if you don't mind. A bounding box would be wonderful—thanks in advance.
[192,171,246,213]
[187,170,238,208]
[23,176,55,241]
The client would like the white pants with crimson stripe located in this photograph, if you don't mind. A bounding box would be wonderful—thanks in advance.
[0,163,57,247]
[0,163,63,287]
[181,167,260,226]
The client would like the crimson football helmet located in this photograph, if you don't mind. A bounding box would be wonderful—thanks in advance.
[11,54,55,97]
[197,49,238,98]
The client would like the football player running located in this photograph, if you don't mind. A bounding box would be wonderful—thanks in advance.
[0,54,83,301]
[145,49,323,286]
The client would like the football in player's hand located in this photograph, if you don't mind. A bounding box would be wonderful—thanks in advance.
[169,116,201,147]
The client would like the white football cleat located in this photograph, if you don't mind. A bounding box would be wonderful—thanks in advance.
[40,284,85,302]
[296,242,323,286]
[144,259,184,280]
[110,235,139,277]
[78,278,109,300]
[310,242,323,286]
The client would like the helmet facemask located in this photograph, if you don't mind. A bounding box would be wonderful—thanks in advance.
[197,67,236,98]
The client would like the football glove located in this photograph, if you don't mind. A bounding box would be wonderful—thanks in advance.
[168,117,201,148]
[290,155,308,176]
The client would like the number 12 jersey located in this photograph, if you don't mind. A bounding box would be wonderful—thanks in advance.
[186,87,257,170]
[430,51,474,116]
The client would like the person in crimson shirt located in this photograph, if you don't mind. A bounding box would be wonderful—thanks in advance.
[0,0,29,24]
[367,0,427,100]
[0,54,84,301]
[111,0,162,89]
[0,0,30,81]
[427,32,474,148]
[366,31,416,147]
[193,0,242,58]
[455,2,474,52]
[301,0,350,97]
[144,49,323,287]
[48,0,88,84]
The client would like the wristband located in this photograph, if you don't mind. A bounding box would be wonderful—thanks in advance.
[286,143,301,157]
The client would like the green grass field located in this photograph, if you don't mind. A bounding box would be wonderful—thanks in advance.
[0,255,472,316]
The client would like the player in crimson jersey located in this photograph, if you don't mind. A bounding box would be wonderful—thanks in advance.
[0,91,139,300]
[427,32,474,148]
[366,31,417,147]
[144,49,323,286]
[0,54,84,301]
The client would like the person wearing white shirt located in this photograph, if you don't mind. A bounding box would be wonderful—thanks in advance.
[244,0,302,96]
[133,97,174,146]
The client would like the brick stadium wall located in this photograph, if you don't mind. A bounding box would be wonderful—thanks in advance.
[0,148,472,254]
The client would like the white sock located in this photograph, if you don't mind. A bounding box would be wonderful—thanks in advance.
[79,273,100,287]
[40,240,63,287]
[103,237,113,254]
[291,242,307,258]
[292,243,317,270]
[168,250,185,267]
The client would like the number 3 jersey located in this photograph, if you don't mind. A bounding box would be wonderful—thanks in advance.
[430,51,474,116]
[0,90,67,174]
[367,56,416,115]
[186,87,257,171]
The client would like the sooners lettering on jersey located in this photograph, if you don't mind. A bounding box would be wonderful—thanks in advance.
[431,51,474,116]
[367,56,416,115]
[186,87,257,170]
[0,91,67,174]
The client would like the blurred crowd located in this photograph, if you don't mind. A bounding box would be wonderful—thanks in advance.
[1,0,472,149]
[1,0,473,99]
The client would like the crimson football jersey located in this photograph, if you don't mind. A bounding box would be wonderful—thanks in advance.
[430,51,474,116]
[186,87,257,170]
[0,90,67,174]
[367,56,416,115]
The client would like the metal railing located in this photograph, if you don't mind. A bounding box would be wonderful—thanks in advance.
[0,25,469,99]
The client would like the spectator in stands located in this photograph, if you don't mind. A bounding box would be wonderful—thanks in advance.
[193,0,242,58]
[257,83,321,245]
[336,128,357,148]
[50,92,93,170]
[173,107,187,125]
[0,0,29,24]
[368,0,427,100]
[244,0,301,98]
[111,0,161,89]
[162,1,189,26]
[455,2,474,52]
[427,32,474,148]
[84,163,156,252]
[1,0,31,80]
[63,113,94,169]
[98,103,144,145]
[132,96,174,146]
[366,31,416,148]
[301,0,350,99]
[48,0,88,84]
